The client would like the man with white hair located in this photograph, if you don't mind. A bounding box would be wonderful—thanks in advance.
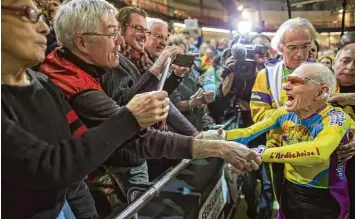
[248,17,352,218]
[247,17,317,217]
[218,62,353,218]
[145,18,169,60]
[39,0,262,217]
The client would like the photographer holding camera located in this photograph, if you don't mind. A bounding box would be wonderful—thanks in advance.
[211,35,269,122]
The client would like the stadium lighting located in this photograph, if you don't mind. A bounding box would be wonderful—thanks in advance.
[241,11,249,19]
[237,21,252,34]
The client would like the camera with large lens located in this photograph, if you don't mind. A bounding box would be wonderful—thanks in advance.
[232,43,268,81]
[244,44,269,59]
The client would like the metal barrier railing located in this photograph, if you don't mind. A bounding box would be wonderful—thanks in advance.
[108,116,239,219]
[109,159,192,219]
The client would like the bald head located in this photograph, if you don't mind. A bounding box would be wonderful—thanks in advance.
[294,62,337,96]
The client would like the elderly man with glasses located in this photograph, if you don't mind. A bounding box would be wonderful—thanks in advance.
[215,62,354,219]
[38,0,262,217]
[246,17,355,219]
[245,18,317,218]
[144,18,170,61]
[101,8,203,179]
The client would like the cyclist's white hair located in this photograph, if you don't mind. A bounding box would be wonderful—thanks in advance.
[295,62,337,99]
[271,17,317,53]
[146,18,168,30]
[54,0,117,50]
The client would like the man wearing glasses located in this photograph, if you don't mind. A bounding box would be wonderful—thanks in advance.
[101,7,202,178]
[249,17,350,219]
[39,1,192,216]
[39,2,260,218]
[221,62,353,219]
[145,18,170,62]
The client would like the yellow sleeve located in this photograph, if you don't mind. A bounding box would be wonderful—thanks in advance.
[250,69,276,123]
[225,107,285,144]
[262,112,352,165]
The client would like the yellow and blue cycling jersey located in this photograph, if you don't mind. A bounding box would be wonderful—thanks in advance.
[226,104,352,218]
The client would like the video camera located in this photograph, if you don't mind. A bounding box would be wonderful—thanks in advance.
[231,43,268,81]
[244,44,269,60]
[213,36,268,124]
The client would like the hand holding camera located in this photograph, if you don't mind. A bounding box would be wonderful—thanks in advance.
[225,56,236,73]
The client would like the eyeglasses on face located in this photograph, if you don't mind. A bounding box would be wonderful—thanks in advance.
[148,33,169,42]
[124,23,151,34]
[283,42,312,54]
[1,5,46,23]
[287,75,321,86]
[82,31,120,40]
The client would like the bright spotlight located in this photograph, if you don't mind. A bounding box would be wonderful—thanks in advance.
[237,5,244,11]
[241,11,249,19]
[237,21,252,34]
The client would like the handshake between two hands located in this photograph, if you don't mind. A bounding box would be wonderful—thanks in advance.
[126,90,264,174]
[200,129,264,175]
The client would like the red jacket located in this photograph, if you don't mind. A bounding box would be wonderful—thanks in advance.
[40,47,103,101]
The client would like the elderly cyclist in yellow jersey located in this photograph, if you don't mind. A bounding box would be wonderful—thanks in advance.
[205,63,354,219]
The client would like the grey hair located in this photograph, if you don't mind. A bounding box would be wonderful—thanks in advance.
[271,17,317,52]
[54,0,117,51]
[147,18,168,30]
[168,34,188,52]
[296,62,337,98]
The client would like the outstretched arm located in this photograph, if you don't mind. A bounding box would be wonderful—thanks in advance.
[225,107,284,144]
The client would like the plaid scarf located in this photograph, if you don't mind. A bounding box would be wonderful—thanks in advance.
[119,44,152,73]
[120,44,168,131]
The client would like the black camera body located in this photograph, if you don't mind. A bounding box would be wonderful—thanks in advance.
[233,58,256,80]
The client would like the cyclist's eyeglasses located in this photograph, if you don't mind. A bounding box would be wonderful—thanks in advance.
[287,75,321,86]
